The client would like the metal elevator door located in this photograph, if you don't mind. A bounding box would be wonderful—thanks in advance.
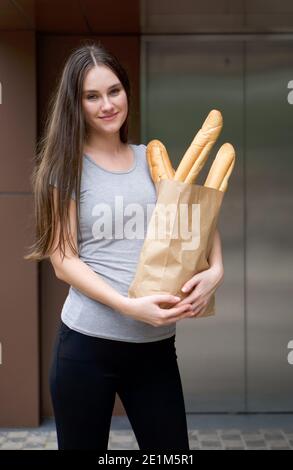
[141,35,293,412]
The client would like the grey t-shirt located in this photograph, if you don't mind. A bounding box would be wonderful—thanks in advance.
[49,143,176,342]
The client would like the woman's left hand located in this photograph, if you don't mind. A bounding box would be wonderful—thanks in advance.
[176,266,224,317]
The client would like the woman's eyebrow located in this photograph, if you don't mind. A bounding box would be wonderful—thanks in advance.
[83,83,121,94]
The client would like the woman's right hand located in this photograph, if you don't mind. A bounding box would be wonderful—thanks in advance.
[120,294,194,327]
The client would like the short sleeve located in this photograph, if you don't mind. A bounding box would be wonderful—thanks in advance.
[49,172,76,200]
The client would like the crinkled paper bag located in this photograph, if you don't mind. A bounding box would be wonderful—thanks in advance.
[128,179,224,317]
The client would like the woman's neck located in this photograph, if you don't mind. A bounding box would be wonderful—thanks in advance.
[84,132,126,156]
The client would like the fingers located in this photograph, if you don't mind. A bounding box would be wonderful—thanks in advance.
[162,305,193,325]
[177,293,205,308]
[153,294,181,305]
[165,303,191,315]
[161,303,193,319]
[176,298,192,307]
[189,301,207,317]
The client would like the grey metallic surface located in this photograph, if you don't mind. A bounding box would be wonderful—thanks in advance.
[141,34,293,411]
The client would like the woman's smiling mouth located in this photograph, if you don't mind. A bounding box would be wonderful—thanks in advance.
[99,112,119,120]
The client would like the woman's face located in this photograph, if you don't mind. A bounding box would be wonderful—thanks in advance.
[82,64,128,138]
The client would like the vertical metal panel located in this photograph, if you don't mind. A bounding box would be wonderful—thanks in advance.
[141,36,245,411]
[246,40,293,411]
[140,0,293,33]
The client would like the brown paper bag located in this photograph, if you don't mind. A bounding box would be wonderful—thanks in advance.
[128,178,224,317]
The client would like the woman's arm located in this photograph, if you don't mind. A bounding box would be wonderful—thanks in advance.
[208,227,224,277]
[55,256,130,314]
[176,227,224,313]
[50,189,192,326]
[49,188,130,316]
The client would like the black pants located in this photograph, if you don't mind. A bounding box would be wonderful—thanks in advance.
[49,321,190,451]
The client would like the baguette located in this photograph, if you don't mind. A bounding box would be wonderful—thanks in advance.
[146,139,175,183]
[204,142,235,192]
[174,109,223,184]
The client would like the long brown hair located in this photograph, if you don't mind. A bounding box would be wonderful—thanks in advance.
[24,41,131,262]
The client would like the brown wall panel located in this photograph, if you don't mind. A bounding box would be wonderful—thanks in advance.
[0,32,36,192]
[0,32,38,426]
[0,0,35,30]
[0,195,39,426]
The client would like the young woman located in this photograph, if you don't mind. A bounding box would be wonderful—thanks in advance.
[25,42,224,450]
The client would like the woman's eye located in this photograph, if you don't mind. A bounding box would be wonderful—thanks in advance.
[86,89,120,100]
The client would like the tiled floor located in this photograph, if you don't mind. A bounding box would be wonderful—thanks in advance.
[0,415,293,450]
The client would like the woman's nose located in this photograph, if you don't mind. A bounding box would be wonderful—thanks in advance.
[101,95,114,110]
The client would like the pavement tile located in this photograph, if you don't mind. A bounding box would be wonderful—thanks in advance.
[198,435,219,441]
[245,440,267,447]
[1,422,293,450]
[223,441,245,450]
[189,443,201,450]
[263,432,285,440]
[7,431,28,439]
[1,441,23,450]
[242,433,263,439]
[22,447,45,450]
[225,446,246,450]
[221,434,243,441]
[44,443,58,449]
[201,440,222,448]
[220,429,242,435]
[268,443,292,450]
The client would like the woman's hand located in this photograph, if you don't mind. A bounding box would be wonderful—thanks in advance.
[121,294,194,327]
[176,266,224,318]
